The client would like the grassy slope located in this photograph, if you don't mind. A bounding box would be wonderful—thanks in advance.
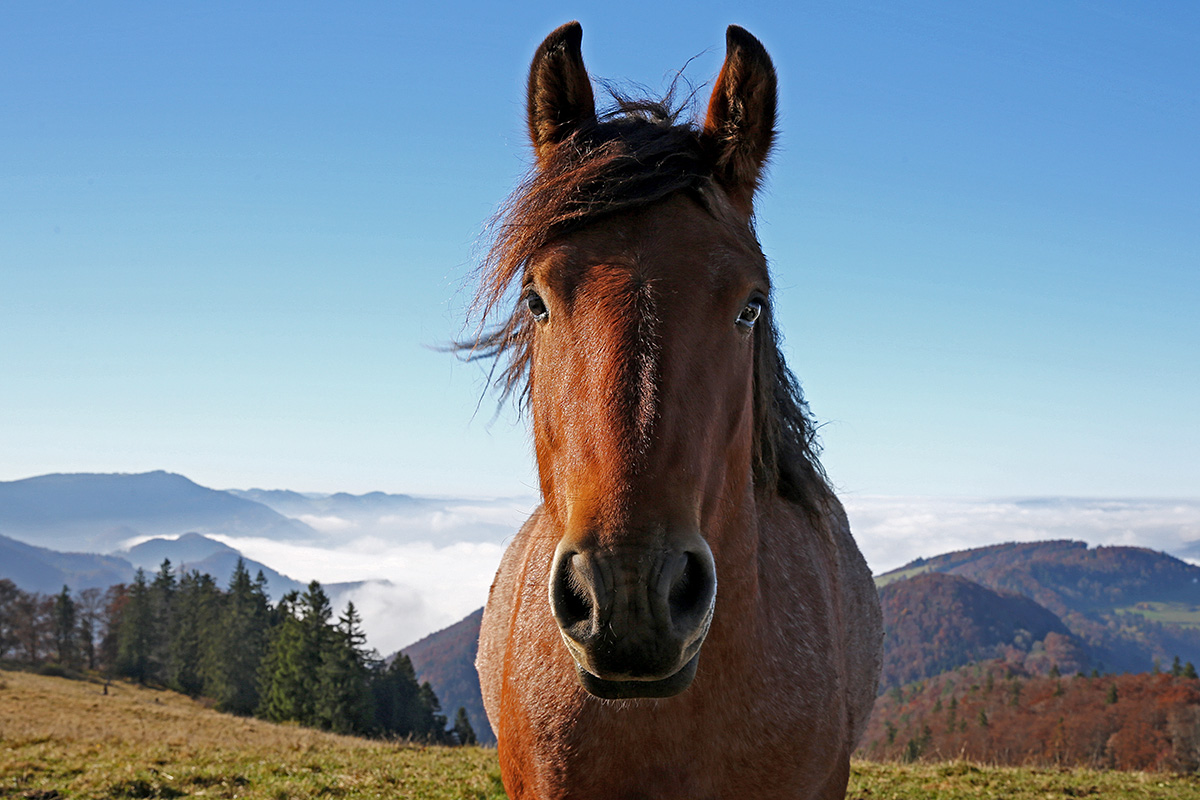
[0,670,505,800]
[1118,601,1200,628]
[5,670,1200,799]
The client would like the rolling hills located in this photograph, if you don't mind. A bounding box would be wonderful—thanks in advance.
[876,540,1200,675]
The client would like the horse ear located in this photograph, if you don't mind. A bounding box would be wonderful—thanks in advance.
[703,26,777,215]
[527,21,596,161]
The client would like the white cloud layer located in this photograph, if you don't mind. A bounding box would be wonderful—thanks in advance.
[844,496,1200,574]
[210,495,1200,656]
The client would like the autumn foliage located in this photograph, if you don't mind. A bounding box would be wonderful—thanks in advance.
[859,661,1200,771]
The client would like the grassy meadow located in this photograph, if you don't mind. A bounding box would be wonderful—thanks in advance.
[0,669,505,799]
[5,669,1200,799]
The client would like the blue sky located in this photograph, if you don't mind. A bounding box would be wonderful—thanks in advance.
[2,1,1197,498]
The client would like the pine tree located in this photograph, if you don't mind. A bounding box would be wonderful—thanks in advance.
[257,592,307,723]
[452,707,477,746]
[371,653,444,739]
[51,585,78,668]
[149,560,177,683]
[420,681,448,742]
[170,571,221,696]
[116,570,155,682]
[206,560,270,714]
[258,583,334,726]
[99,584,128,673]
[315,602,374,735]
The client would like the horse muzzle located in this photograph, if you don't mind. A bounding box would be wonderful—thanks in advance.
[548,536,717,699]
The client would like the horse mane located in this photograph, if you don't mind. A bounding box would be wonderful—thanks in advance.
[458,91,835,520]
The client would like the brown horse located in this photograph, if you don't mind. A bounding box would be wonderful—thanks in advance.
[469,22,882,800]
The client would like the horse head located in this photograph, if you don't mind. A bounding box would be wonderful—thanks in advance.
[519,22,779,699]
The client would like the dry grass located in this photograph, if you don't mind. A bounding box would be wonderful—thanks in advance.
[6,669,1200,799]
[848,759,1200,799]
[0,669,504,799]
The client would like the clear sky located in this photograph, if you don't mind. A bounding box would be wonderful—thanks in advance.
[2,1,1197,498]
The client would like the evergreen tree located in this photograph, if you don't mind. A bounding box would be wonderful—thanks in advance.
[258,583,333,726]
[452,707,477,746]
[206,560,270,714]
[315,602,375,735]
[257,592,307,723]
[51,585,78,667]
[99,584,128,673]
[371,653,427,738]
[420,681,448,742]
[116,570,155,682]
[170,571,221,696]
[149,560,177,683]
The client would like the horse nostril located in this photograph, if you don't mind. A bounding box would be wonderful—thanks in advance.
[551,552,593,632]
[669,550,714,627]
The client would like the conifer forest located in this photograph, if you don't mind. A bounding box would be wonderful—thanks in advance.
[0,561,476,746]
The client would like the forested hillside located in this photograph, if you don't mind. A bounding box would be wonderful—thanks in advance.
[879,572,1087,688]
[860,659,1200,770]
[878,541,1200,674]
[403,608,489,744]
[0,561,475,745]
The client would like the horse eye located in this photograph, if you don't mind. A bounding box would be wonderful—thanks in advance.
[736,299,763,329]
[526,292,549,322]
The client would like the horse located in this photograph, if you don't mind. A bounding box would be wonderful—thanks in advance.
[468,22,882,800]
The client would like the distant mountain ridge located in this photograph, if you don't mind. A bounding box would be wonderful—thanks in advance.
[0,528,385,606]
[0,532,135,594]
[0,471,318,552]
[230,486,528,543]
[230,488,426,519]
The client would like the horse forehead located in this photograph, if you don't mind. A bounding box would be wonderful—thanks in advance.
[536,199,765,299]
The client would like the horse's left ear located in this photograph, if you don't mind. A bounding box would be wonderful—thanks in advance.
[703,26,777,216]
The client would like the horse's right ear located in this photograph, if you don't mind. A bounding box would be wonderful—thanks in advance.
[527,21,596,162]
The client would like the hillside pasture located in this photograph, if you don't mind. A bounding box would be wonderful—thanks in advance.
[4,670,1200,798]
[1119,602,1200,629]
[0,669,504,800]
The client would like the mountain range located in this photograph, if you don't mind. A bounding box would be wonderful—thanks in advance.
[0,471,318,553]
[5,471,1200,746]
[0,472,418,603]
[875,540,1200,677]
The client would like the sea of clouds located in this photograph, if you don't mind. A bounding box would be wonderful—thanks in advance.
[207,495,1200,657]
